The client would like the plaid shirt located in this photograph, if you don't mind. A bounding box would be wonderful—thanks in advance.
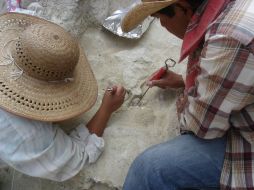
[178,0,254,189]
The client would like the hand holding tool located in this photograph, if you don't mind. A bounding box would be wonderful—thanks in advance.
[137,58,176,105]
[137,67,167,104]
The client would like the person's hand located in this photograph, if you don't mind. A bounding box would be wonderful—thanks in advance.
[100,85,126,114]
[146,69,185,89]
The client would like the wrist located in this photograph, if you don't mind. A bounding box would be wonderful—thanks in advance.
[98,106,112,117]
[87,105,112,137]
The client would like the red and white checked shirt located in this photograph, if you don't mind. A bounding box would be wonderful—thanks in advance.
[178,0,254,189]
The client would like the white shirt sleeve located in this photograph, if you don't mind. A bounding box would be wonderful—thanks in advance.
[0,109,104,182]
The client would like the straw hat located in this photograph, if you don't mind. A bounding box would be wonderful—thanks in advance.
[121,0,178,32]
[0,13,98,122]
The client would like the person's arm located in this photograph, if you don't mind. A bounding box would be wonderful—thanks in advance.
[0,86,126,182]
[179,35,254,139]
[87,85,126,136]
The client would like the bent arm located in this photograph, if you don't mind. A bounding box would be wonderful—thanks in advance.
[87,85,126,136]
[0,109,104,182]
[180,35,254,139]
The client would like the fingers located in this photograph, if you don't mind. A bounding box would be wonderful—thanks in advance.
[106,85,126,96]
[147,69,161,81]
[146,68,169,88]
[146,80,153,87]
[115,85,126,96]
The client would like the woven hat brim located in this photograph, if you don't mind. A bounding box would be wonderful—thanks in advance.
[0,13,98,122]
[121,0,178,33]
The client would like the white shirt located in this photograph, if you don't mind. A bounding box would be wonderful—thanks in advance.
[0,108,104,182]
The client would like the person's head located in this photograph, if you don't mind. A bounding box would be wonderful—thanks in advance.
[153,0,204,38]
[0,13,98,122]
[121,0,204,39]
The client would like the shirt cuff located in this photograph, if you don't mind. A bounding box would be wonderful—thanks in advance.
[69,123,90,141]
[86,134,105,163]
[70,123,105,163]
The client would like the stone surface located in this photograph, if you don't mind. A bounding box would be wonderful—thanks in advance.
[0,0,186,189]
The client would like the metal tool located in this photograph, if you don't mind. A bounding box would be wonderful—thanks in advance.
[102,87,115,94]
[106,87,114,92]
[137,58,176,105]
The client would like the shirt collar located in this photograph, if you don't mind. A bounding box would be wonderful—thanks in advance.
[179,0,228,62]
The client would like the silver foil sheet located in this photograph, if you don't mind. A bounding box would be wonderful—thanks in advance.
[103,2,154,39]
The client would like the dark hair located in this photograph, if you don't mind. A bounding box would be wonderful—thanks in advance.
[157,0,204,17]
[187,0,205,11]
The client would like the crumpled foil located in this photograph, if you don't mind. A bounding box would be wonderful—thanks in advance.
[102,1,154,39]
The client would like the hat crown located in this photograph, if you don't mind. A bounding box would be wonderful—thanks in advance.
[11,24,80,81]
